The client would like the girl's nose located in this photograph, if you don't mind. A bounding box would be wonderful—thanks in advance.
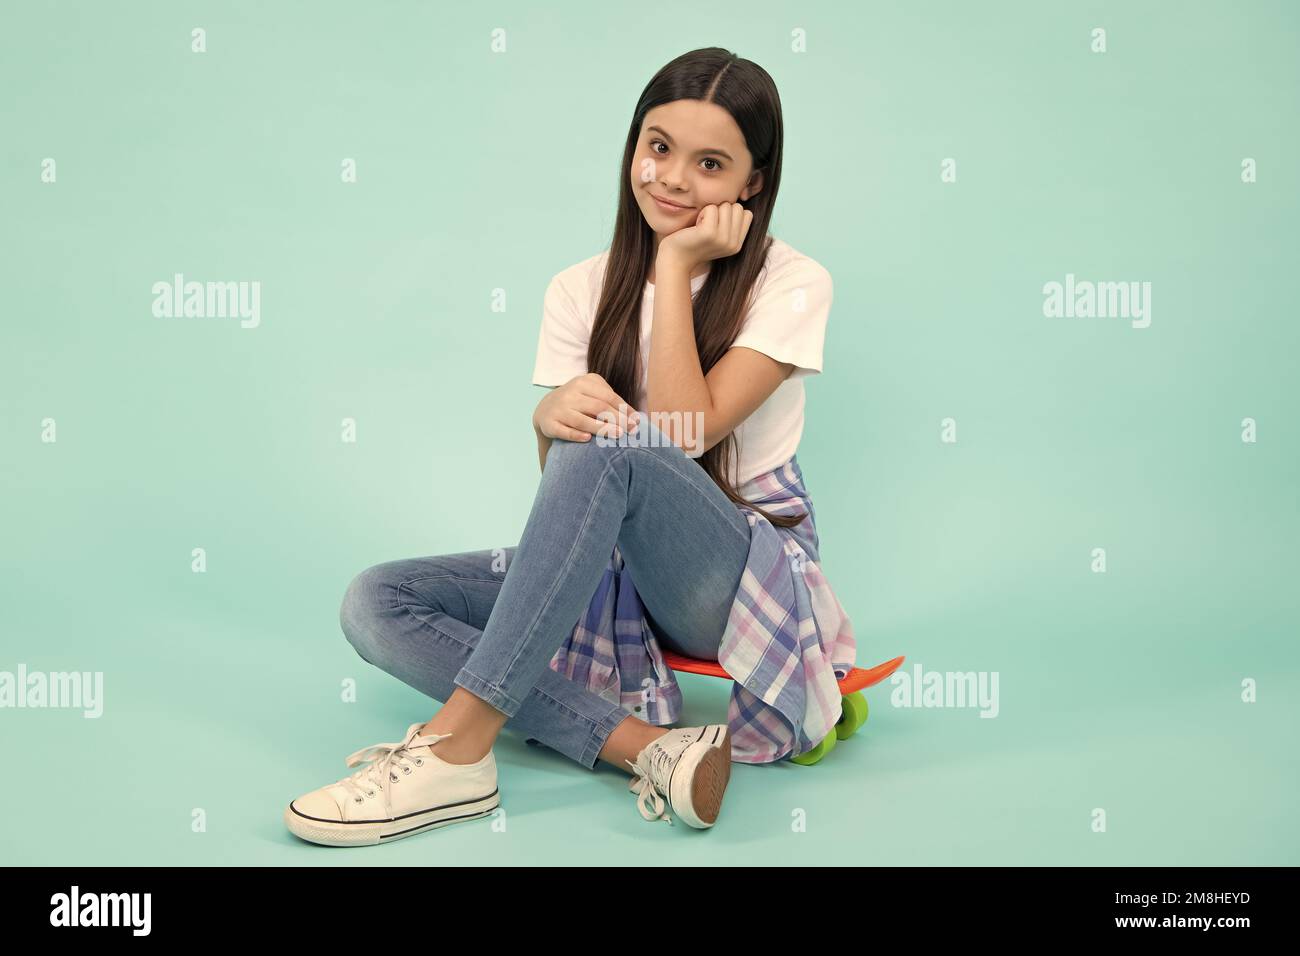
[660,164,687,190]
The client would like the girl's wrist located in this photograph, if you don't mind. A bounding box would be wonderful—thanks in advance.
[655,247,695,278]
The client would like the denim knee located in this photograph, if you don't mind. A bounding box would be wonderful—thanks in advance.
[339,563,393,664]
[545,431,625,465]
[545,417,685,476]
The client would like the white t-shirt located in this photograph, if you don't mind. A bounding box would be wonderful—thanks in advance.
[531,235,833,486]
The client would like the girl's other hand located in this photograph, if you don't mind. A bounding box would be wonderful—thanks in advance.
[533,372,640,442]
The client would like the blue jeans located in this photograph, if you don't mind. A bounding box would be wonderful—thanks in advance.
[339,417,752,770]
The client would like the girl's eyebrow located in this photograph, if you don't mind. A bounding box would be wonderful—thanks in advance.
[646,125,734,162]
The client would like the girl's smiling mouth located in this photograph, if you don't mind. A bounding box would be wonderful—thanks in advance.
[652,193,695,213]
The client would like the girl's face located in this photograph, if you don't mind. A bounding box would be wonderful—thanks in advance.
[629,100,763,243]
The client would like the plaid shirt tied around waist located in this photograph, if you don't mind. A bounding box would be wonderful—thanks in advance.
[546,455,856,764]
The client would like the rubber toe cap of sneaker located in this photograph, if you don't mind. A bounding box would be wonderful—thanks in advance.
[291,789,344,822]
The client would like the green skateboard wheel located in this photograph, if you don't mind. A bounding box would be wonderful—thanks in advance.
[835,692,869,740]
[790,726,838,766]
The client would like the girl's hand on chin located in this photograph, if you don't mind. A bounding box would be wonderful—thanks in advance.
[533,373,640,443]
[657,201,754,271]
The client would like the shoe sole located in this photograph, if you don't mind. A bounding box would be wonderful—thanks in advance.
[284,790,500,847]
[668,726,732,828]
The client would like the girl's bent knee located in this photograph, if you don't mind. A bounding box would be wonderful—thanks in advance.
[339,564,394,655]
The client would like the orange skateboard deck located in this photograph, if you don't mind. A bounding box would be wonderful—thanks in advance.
[660,651,906,693]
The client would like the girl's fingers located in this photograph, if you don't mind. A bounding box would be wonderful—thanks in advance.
[731,205,751,249]
[598,402,643,435]
[560,399,641,440]
[577,386,640,430]
[561,409,623,439]
[583,381,638,418]
[546,421,592,442]
[565,378,639,438]
[577,397,634,435]
[546,415,596,441]
[600,402,641,433]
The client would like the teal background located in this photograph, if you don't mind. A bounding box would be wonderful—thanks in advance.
[2,0,1297,865]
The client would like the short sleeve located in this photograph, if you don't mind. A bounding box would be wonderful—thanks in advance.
[730,256,832,381]
[532,273,591,387]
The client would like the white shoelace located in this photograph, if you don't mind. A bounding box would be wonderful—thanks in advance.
[626,747,677,826]
[341,725,453,819]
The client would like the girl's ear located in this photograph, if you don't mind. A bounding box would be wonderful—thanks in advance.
[740,168,764,202]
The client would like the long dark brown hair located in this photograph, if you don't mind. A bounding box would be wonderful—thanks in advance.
[587,47,807,529]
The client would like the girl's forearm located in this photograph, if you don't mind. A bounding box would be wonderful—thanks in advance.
[645,253,714,443]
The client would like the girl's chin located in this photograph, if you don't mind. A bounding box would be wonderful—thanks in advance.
[648,222,690,239]
[650,212,695,232]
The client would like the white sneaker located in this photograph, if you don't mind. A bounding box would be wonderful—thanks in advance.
[626,724,732,828]
[284,722,499,847]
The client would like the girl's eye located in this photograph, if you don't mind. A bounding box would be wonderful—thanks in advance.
[649,139,723,172]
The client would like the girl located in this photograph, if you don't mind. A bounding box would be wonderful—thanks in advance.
[284,47,855,847]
